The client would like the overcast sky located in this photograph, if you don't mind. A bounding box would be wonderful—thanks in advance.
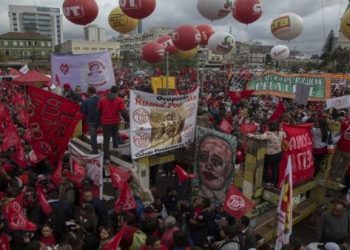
[1,0,349,55]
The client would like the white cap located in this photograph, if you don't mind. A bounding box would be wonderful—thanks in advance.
[325,242,340,250]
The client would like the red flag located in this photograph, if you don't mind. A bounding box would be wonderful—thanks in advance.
[228,90,255,104]
[17,109,29,128]
[109,165,131,190]
[36,186,53,216]
[102,227,125,250]
[218,119,233,134]
[174,165,195,183]
[51,161,63,187]
[1,123,21,152]
[240,123,258,135]
[11,144,27,168]
[0,234,10,250]
[269,101,286,121]
[66,160,86,186]
[2,195,37,231]
[223,185,255,219]
[114,182,136,214]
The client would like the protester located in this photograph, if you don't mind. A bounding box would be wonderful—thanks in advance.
[63,83,83,103]
[97,86,127,164]
[161,216,179,249]
[80,86,100,154]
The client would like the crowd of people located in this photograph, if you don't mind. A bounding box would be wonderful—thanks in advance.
[0,64,349,250]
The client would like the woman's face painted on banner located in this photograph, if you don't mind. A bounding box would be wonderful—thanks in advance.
[198,136,233,191]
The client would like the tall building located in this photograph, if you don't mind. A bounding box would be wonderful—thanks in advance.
[84,25,106,42]
[8,4,63,45]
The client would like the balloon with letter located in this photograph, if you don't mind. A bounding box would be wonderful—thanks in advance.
[63,0,98,25]
[232,0,262,25]
[172,25,202,51]
[142,41,165,64]
[341,9,350,40]
[270,45,290,61]
[119,0,156,19]
[196,24,215,46]
[108,7,139,34]
[197,0,233,21]
[208,32,235,55]
[271,13,303,41]
[157,35,177,55]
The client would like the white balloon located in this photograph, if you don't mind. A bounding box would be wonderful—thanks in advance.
[270,45,290,61]
[271,13,304,41]
[208,32,235,55]
[197,0,233,20]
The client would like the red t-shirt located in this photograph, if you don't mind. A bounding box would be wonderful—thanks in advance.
[98,95,125,125]
[337,121,350,153]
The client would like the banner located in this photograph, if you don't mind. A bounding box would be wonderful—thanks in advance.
[278,124,314,187]
[223,185,255,219]
[51,51,115,93]
[130,88,199,159]
[326,95,350,110]
[68,142,104,199]
[193,127,237,205]
[247,70,331,101]
[151,76,176,94]
[27,86,81,167]
[19,64,29,75]
[275,155,293,250]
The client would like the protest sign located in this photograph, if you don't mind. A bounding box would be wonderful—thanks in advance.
[130,88,199,159]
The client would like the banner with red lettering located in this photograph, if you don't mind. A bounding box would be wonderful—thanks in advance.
[278,124,314,187]
[27,86,81,167]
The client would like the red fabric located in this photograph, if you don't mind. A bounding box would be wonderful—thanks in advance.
[223,185,255,219]
[240,123,258,135]
[228,90,255,104]
[13,70,51,87]
[174,165,195,183]
[11,144,27,168]
[337,121,350,153]
[98,96,125,125]
[120,226,138,250]
[102,227,125,250]
[0,234,10,250]
[36,186,53,216]
[18,109,29,128]
[269,101,286,121]
[114,182,136,214]
[51,161,63,187]
[277,123,314,188]
[27,86,81,167]
[218,118,234,134]
[109,165,131,190]
[40,235,56,248]
[161,227,179,249]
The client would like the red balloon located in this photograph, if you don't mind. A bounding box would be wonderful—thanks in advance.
[196,24,215,46]
[119,0,156,19]
[142,42,165,64]
[172,25,201,51]
[232,0,262,25]
[156,35,177,55]
[63,0,98,25]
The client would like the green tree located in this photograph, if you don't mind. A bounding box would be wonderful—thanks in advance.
[320,29,335,67]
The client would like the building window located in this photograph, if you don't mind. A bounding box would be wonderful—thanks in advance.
[91,47,97,50]
[19,41,23,46]
[13,41,17,46]
[41,51,45,56]
[48,42,51,47]
[5,51,9,56]
[14,28,17,32]
[83,47,89,50]
[73,47,80,50]
[4,41,8,46]
[41,41,45,47]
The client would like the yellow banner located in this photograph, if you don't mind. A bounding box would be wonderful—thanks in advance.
[151,76,176,94]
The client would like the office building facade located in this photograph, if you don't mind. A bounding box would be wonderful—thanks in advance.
[84,25,106,42]
[9,4,63,45]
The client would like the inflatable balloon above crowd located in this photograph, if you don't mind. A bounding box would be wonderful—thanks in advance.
[60,0,319,64]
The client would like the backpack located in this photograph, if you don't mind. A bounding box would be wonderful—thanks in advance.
[129,229,147,250]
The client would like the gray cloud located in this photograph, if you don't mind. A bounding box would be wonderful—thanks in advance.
[0,0,348,54]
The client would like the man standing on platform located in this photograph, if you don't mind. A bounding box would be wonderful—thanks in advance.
[81,86,100,154]
[98,86,127,163]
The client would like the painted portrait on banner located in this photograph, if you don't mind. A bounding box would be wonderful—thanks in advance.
[193,127,237,204]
